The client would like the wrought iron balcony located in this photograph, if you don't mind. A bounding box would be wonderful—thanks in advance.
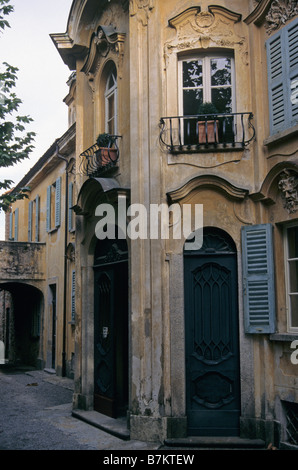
[79,135,120,177]
[159,112,255,153]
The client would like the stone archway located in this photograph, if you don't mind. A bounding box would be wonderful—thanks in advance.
[0,283,43,368]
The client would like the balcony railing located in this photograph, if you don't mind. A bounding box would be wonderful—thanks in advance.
[159,112,255,153]
[79,135,120,177]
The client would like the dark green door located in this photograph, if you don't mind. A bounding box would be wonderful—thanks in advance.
[184,228,240,436]
[94,238,128,418]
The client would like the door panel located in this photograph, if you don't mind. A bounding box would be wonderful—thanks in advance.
[94,251,128,418]
[185,233,240,436]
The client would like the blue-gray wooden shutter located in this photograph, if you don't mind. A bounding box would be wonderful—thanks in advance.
[71,270,75,322]
[9,212,13,240]
[288,19,298,127]
[28,200,33,241]
[14,208,19,241]
[35,195,39,242]
[55,177,61,228]
[266,17,298,135]
[68,181,73,232]
[46,185,51,232]
[241,224,276,334]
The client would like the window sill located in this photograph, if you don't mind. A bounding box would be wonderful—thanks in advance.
[264,123,298,147]
[48,227,59,235]
[269,333,298,342]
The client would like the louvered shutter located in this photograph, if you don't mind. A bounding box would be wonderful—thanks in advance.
[287,19,298,126]
[28,201,33,241]
[267,31,285,134]
[14,208,19,242]
[266,17,298,135]
[68,182,73,232]
[35,195,39,242]
[46,186,51,232]
[55,177,61,228]
[71,270,76,322]
[241,224,276,334]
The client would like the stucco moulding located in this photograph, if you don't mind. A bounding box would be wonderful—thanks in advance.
[81,25,126,77]
[129,0,154,16]
[165,6,248,66]
[245,0,298,34]
[167,174,249,204]
[250,160,298,210]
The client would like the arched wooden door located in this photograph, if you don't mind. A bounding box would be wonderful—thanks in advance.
[184,228,240,436]
[93,237,128,418]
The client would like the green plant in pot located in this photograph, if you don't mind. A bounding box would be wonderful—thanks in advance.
[96,133,117,166]
[197,102,218,116]
[96,132,116,148]
[197,102,219,144]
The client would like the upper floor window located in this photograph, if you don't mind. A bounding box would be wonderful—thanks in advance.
[284,224,298,332]
[28,195,40,242]
[177,52,236,146]
[105,65,117,135]
[179,52,235,117]
[9,208,19,241]
[266,17,298,136]
[46,177,61,233]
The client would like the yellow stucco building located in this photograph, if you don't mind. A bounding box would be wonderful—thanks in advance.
[1,0,298,448]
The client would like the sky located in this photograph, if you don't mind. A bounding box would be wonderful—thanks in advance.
[0,0,73,239]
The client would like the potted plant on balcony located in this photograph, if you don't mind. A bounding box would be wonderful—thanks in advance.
[197,102,219,144]
[96,132,118,166]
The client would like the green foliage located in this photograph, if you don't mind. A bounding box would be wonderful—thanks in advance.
[96,132,116,147]
[197,102,218,115]
[0,0,36,212]
[0,0,13,31]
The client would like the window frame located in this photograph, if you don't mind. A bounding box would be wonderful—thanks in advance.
[28,195,40,242]
[104,66,118,135]
[46,177,61,233]
[284,222,298,333]
[178,51,236,117]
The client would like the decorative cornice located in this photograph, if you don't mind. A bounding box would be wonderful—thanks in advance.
[244,0,272,25]
[251,160,298,205]
[165,6,248,66]
[167,175,249,203]
[81,25,126,77]
[50,32,88,70]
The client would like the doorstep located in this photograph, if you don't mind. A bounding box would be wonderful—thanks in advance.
[163,436,266,449]
[72,409,130,441]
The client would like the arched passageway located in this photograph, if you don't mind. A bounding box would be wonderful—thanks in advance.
[0,283,43,367]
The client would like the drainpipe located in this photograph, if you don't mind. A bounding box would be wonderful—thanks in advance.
[56,144,68,377]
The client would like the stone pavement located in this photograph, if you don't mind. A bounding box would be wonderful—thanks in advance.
[0,365,160,451]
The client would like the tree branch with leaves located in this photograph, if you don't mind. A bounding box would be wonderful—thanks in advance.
[0,0,35,211]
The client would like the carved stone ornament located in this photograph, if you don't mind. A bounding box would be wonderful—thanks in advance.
[81,25,125,78]
[165,6,248,67]
[278,169,298,213]
[66,243,76,262]
[129,0,154,25]
[265,0,298,34]
[129,0,154,16]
